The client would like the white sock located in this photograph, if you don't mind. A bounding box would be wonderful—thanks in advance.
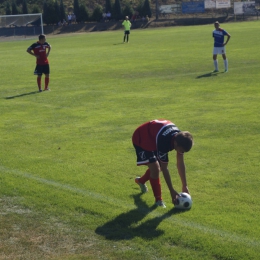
[224,59,228,70]
[214,60,218,70]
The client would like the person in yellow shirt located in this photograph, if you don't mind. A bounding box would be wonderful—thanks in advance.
[122,16,132,43]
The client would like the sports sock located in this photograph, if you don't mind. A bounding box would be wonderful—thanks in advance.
[224,59,228,70]
[127,35,129,42]
[37,77,41,90]
[123,36,126,42]
[214,60,218,70]
[139,169,150,184]
[45,77,49,89]
[149,177,162,202]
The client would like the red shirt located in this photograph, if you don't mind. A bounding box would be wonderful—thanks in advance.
[27,41,51,65]
[132,119,180,152]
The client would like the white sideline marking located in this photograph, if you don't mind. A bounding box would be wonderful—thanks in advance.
[1,165,260,249]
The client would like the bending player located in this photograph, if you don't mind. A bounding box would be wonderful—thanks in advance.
[132,119,193,208]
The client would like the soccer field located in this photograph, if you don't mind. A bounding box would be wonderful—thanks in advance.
[0,21,260,259]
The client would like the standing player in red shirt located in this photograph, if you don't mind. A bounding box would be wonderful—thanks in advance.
[132,119,193,208]
[27,34,51,92]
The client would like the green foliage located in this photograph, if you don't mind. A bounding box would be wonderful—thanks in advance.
[0,0,151,21]
[11,0,20,14]
[142,0,151,17]
[136,0,151,17]
[22,0,28,14]
[73,0,80,18]
[54,0,60,22]
[91,4,103,22]
[113,0,122,20]
[31,5,40,14]
[59,0,66,21]
[43,0,57,25]
[5,1,11,15]
[77,4,89,22]
[122,2,134,18]
[136,0,144,16]
[105,0,112,13]
[0,21,260,260]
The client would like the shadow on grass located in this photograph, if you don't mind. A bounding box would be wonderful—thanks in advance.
[5,91,39,99]
[196,71,225,78]
[95,193,186,240]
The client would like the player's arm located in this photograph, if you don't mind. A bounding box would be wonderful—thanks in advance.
[27,48,37,57]
[223,33,231,46]
[176,151,189,194]
[160,162,179,204]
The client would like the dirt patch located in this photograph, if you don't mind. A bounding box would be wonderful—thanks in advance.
[0,196,100,260]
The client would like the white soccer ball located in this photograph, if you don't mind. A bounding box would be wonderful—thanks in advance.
[175,192,192,209]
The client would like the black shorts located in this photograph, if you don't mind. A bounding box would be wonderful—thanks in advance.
[124,30,130,35]
[133,144,158,166]
[34,64,50,76]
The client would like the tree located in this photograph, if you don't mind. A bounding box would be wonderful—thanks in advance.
[77,4,89,23]
[43,0,57,25]
[22,0,28,14]
[73,0,80,19]
[113,0,122,21]
[5,2,12,15]
[136,0,144,16]
[136,0,152,17]
[122,2,134,18]
[91,5,103,22]
[54,0,60,21]
[142,0,152,18]
[12,0,20,15]
[31,5,41,14]
[105,0,112,13]
[60,0,66,21]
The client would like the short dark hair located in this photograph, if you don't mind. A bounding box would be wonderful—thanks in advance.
[39,34,46,40]
[175,131,193,152]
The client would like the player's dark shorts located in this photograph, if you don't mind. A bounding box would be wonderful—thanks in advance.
[133,144,168,166]
[124,30,130,35]
[34,64,50,76]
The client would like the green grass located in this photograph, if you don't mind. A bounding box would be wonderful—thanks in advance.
[1,21,260,260]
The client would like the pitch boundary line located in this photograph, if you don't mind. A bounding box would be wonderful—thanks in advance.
[1,165,259,248]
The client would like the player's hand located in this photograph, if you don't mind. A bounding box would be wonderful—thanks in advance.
[170,189,179,205]
[182,185,190,194]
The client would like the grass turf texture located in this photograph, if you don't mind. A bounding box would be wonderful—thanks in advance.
[0,21,260,259]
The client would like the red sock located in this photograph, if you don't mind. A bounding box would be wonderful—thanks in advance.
[45,77,49,89]
[149,177,162,201]
[139,169,150,184]
[37,77,41,90]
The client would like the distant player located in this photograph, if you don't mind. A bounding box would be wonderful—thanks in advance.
[122,16,131,43]
[132,119,193,208]
[212,21,231,73]
[27,34,51,92]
